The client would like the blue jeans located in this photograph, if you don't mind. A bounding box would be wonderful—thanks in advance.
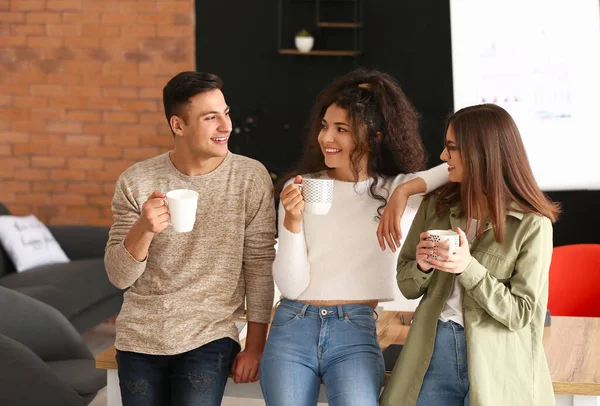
[417,320,470,406]
[259,299,385,406]
[116,337,240,406]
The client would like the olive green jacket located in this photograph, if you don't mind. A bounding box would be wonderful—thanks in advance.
[380,196,555,406]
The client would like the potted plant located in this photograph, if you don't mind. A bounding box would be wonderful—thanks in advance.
[295,29,314,53]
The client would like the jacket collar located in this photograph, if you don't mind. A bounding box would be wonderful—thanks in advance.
[506,202,525,220]
[449,201,524,235]
[449,201,524,220]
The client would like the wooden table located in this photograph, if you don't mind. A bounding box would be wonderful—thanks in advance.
[374,312,600,405]
[543,316,600,398]
[96,312,600,405]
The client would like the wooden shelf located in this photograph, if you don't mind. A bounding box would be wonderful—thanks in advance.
[277,0,363,56]
[318,22,362,28]
[279,49,361,56]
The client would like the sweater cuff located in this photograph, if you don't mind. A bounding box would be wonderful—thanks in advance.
[457,257,486,290]
[277,222,305,242]
[245,274,274,325]
[246,308,272,325]
[119,240,147,265]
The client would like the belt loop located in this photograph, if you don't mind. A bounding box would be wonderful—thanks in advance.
[337,305,344,320]
[299,303,309,318]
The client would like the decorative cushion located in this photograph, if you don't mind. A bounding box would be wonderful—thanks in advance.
[0,215,70,272]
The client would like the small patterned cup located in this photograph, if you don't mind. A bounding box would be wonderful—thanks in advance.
[426,230,459,261]
[301,178,333,215]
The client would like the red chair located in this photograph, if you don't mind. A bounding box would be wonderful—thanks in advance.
[548,244,600,317]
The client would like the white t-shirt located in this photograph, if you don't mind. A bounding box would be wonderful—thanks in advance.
[439,219,478,326]
[272,164,449,301]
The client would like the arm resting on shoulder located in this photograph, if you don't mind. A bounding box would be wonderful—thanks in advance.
[414,163,449,192]
[392,163,448,194]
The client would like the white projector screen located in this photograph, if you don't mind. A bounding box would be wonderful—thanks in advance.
[450,0,600,190]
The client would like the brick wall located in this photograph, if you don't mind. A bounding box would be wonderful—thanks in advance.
[0,0,195,225]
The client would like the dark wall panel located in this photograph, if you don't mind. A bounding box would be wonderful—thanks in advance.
[195,0,599,246]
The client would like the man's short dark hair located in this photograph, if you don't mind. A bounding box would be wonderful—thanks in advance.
[163,71,223,133]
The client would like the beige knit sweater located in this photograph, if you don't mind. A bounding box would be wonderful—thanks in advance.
[105,152,276,355]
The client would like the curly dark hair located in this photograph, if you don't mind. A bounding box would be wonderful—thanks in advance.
[278,67,427,218]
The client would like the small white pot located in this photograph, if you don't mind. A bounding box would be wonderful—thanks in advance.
[295,36,314,53]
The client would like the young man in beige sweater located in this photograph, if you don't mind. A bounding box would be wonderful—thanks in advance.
[104,71,276,406]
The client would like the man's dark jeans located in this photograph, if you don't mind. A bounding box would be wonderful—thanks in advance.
[116,337,241,406]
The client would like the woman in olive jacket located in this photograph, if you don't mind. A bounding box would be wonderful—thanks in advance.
[380,104,560,406]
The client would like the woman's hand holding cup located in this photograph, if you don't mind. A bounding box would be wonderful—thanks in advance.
[416,231,436,272]
[417,228,473,274]
[281,175,304,233]
[426,228,472,274]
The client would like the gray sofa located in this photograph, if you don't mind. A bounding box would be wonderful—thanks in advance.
[0,286,106,405]
[0,203,123,333]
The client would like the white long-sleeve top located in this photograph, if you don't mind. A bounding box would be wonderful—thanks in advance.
[273,164,449,301]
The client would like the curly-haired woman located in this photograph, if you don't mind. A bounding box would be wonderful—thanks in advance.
[258,68,448,406]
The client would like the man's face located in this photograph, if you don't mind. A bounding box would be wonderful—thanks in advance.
[173,89,232,159]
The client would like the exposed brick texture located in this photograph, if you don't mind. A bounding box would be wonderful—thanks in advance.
[0,0,195,225]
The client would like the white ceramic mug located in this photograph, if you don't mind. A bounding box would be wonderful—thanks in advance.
[165,189,199,233]
[301,178,333,215]
[426,229,460,261]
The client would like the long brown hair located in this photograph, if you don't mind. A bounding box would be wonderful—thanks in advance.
[278,68,426,217]
[434,104,560,242]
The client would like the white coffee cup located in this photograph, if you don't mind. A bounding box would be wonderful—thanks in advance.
[301,178,333,215]
[165,189,199,233]
[426,230,460,261]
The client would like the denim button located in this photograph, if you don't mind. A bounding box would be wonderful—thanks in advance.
[320,309,328,316]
